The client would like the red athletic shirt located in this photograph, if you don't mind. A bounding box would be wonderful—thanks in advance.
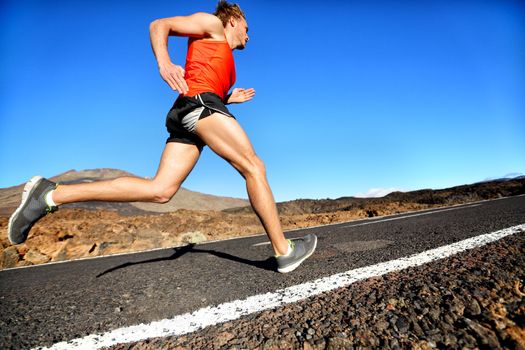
[184,38,236,100]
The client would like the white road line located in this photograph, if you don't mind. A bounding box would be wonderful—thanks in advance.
[36,223,525,350]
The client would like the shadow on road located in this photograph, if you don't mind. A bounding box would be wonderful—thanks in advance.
[96,244,277,277]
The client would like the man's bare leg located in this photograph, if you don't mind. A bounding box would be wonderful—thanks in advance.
[8,142,201,244]
[194,113,289,256]
[52,142,201,205]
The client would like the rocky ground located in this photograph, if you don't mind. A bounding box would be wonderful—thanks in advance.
[1,176,523,270]
[1,176,524,349]
[108,230,525,350]
[0,202,432,269]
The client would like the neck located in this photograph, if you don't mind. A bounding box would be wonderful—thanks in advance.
[224,28,236,50]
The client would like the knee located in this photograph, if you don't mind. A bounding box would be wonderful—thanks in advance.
[151,184,179,204]
[239,154,266,178]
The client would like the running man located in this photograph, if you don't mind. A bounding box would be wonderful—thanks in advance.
[8,1,316,273]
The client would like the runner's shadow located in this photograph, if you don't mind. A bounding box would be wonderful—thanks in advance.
[96,243,276,278]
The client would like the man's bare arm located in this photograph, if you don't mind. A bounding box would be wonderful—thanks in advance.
[149,13,224,93]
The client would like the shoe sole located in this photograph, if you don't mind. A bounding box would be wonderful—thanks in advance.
[8,176,44,244]
[277,235,318,273]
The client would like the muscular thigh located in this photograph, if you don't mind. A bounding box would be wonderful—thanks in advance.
[154,142,201,188]
[194,113,257,172]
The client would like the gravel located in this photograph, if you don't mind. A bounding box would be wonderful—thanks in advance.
[109,230,525,350]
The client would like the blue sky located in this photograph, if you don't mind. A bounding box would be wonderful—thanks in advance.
[1,0,524,201]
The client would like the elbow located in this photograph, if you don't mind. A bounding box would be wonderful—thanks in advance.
[149,19,162,33]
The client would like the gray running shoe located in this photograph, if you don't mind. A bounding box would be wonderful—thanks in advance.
[276,234,317,273]
[8,176,58,244]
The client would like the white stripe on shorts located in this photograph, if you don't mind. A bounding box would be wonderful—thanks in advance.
[181,106,205,133]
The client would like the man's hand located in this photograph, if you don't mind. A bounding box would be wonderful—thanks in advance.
[159,62,189,94]
[227,88,255,104]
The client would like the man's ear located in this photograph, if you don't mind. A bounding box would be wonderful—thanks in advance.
[228,16,237,28]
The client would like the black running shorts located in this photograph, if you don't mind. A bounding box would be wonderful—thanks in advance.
[165,92,235,150]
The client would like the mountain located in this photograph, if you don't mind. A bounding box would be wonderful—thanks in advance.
[224,176,525,216]
[2,172,524,270]
[476,173,525,184]
[0,169,249,217]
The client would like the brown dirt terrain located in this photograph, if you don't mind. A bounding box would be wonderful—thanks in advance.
[1,177,524,270]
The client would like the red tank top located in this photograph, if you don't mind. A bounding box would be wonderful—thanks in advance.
[184,38,236,100]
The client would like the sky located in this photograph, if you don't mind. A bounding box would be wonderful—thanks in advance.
[1,0,524,202]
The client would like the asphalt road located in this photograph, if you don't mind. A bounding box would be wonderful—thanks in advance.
[1,195,524,349]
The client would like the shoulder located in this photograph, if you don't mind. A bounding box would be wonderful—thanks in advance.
[150,12,225,40]
[189,12,224,38]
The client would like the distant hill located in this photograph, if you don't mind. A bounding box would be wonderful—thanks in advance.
[3,170,524,218]
[0,169,249,217]
[2,172,524,270]
[225,176,525,216]
[475,173,525,184]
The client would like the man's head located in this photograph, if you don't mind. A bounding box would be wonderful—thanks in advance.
[214,1,249,50]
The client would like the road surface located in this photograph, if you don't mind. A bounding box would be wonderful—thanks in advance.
[1,195,524,349]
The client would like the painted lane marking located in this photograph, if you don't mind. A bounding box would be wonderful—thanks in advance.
[36,223,525,350]
[252,203,481,247]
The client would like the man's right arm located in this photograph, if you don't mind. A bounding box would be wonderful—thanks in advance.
[149,13,224,94]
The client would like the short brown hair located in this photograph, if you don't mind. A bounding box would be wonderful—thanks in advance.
[214,1,246,27]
